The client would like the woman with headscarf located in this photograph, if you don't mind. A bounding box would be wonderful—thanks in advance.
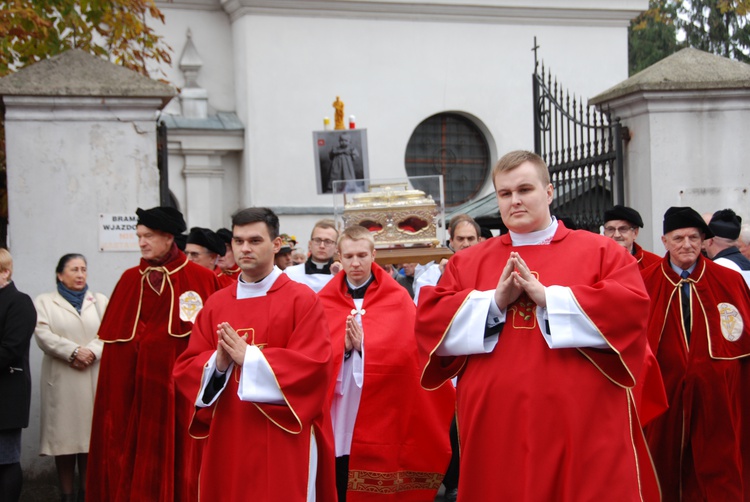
[34,254,108,502]
[0,248,36,502]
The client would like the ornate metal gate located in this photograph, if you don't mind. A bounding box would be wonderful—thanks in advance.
[533,52,625,232]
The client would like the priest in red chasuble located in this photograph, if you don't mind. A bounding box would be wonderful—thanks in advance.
[318,225,454,502]
[173,207,336,501]
[416,150,661,501]
[87,206,220,502]
[641,206,750,501]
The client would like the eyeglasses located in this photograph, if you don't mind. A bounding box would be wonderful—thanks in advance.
[603,226,635,235]
[311,238,336,247]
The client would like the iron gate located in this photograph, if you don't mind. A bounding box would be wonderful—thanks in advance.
[533,55,625,232]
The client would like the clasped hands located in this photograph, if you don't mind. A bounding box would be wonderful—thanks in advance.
[216,322,249,372]
[494,252,546,311]
[344,315,362,353]
[70,348,95,371]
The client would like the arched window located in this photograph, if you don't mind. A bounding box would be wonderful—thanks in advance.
[405,113,490,207]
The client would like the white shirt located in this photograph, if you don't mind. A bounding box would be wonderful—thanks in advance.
[284,262,334,293]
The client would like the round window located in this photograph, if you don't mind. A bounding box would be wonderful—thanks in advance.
[405,113,490,207]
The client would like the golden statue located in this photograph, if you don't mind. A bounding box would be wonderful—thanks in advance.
[333,96,345,130]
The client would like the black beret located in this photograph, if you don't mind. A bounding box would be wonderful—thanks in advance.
[187,227,226,256]
[479,226,493,240]
[174,233,187,251]
[709,209,742,240]
[136,206,186,236]
[216,228,233,244]
[663,206,714,238]
[604,205,644,228]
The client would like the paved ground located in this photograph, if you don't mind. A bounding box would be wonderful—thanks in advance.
[21,476,452,501]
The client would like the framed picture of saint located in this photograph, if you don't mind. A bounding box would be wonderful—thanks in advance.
[313,129,369,194]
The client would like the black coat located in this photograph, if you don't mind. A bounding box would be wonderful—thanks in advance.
[0,281,36,430]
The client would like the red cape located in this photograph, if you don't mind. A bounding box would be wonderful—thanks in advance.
[87,252,220,502]
[173,275,337,501]
[215,266,239,288]
[634,242,661,270]
[641,255,750,500]
[319,264,455,501]
[416,224,660,501]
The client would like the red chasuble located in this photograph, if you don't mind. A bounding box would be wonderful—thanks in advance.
[319,264,455,501]
[634,242,661,270]
[416,224,660,502]
[86,250,220,502]
[172,275,337,502]
[641,255,750,501]
[215,266,240,288]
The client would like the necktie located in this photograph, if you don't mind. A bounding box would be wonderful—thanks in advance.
[680,270,691,342]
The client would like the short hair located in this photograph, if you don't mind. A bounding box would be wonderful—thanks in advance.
[338,225,375,251]
[448,214,480,239]
[492,150,550,187]
[55,254,87,284]
[231,207,280,240]
[311,219,339,240]
[0,249,12,280]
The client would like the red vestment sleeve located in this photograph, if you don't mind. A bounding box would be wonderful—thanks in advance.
[174,278,333,435]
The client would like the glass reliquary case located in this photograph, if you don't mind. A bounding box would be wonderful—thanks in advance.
[332,175,446,249]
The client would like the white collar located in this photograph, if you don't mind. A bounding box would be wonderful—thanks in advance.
[346,274,373,291]
[509,216,558,246]
[236,266,282,299]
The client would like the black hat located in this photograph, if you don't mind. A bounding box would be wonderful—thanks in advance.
[276,245,292,256]
[187,227,226,256]
[709,209,742,240]
[136,207,186,236]
[216,228,233,244]
[604,205,644,228]
[479,226,493,240]
[663,206,714,238]
[174,233,187,251]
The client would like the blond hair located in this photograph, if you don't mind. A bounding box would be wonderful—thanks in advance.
[492,150,550,187]
[338,225,375,250]
[0,248,13,280]
[311,219,339,240]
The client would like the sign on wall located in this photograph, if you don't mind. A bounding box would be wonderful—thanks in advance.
[99,213,139,252]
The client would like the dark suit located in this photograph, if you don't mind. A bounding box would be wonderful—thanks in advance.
[0,281,37,430]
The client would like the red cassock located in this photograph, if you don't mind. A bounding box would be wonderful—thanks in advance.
[172,274,337,501]
[641,255,750,501]
[318,264,455,501]
[634,242,661,270]
[215,266,240,288]
[87,252,220,502]
[416,224,661,501]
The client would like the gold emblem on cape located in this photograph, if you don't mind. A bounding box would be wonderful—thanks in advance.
[509,295,537,330]
[179,291,203,323]
[718,302,743,342]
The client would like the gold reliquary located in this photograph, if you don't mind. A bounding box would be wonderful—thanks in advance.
[333,176,446,249]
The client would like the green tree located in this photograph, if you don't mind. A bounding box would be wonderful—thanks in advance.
[0,0,171,78]
[629,0,679,75]
[678,0,750,63]
[0,0,171,246]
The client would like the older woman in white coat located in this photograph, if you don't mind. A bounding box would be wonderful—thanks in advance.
[34,254,107,502]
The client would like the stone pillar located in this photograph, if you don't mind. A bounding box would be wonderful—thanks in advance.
[0,49,174,477]
[590,48,750,250]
